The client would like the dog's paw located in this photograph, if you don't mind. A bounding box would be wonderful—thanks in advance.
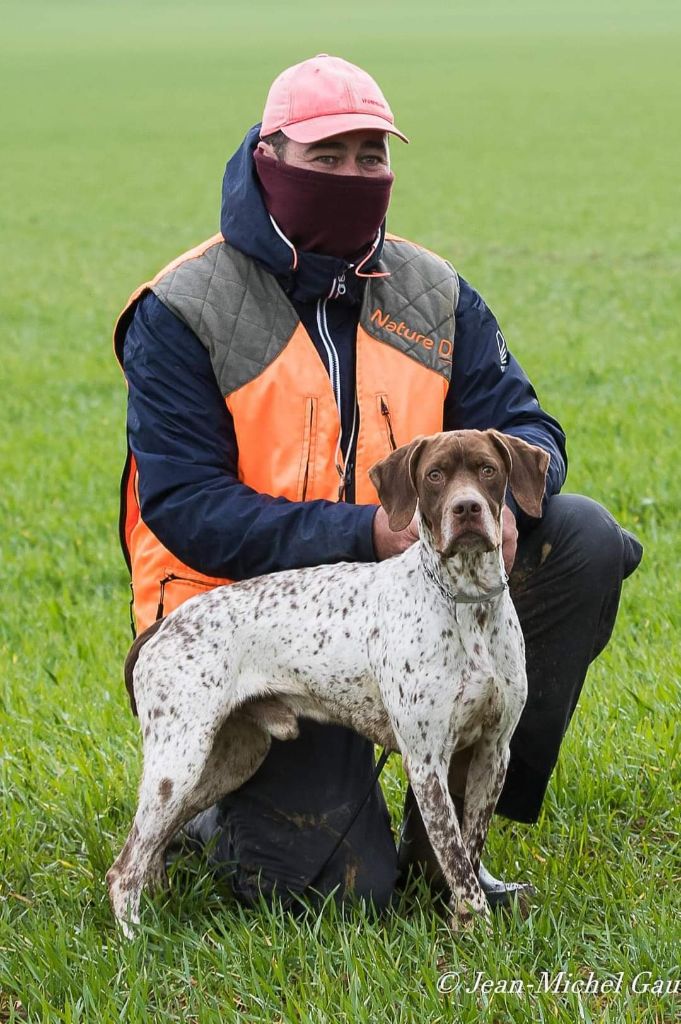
[107,868,143,940]
[449,902,493,937]
[449,909,475,934]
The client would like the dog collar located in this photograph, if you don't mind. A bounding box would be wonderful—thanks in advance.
[420,558,509,605]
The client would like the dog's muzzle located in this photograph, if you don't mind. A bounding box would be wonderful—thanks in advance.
[436,495,499,557]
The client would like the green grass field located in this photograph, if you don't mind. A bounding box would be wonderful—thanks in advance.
[1,1,679,1021]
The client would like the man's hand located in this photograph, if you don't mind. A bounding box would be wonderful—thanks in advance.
[372,506,419,560]
[502,504,518,573]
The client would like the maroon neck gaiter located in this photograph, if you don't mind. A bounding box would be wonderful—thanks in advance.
[254,148,394,261]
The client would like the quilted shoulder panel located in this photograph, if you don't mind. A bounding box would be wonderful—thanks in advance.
[152,241,298,396]
[361,238,459,380]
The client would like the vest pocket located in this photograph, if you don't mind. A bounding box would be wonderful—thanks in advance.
[156,571,214,621]
[378,394,398,452]
[297,397,318,501]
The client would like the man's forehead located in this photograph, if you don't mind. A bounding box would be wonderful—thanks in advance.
[303,129,388,151]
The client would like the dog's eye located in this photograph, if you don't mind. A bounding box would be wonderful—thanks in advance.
[427,469,444,484]
[481,465,496,477]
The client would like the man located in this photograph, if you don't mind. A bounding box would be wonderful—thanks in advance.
[114,55,642,912]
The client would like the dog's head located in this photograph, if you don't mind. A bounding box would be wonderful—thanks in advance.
[369,429,549,558]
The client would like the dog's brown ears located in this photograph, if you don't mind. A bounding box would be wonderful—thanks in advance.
[488,431,550,518]
[369,437,428,532]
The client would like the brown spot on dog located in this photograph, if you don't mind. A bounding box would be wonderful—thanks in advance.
[158,778,173,802]
[475,607,489,628]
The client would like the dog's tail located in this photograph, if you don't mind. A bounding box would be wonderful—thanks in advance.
[124,618,165,717]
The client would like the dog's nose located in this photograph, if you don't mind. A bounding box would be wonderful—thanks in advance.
[452,499,482,519]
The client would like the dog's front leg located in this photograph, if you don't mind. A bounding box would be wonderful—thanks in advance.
[407,760,490,930]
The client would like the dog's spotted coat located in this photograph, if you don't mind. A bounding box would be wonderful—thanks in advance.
[107,429,549,936]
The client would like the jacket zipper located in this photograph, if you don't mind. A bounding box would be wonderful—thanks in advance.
[333,272,347,298]
[379,395,397,451]
[316,292,357,500]
[316,297,342,413]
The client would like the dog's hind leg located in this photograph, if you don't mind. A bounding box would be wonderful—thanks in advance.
[460,736,510,876]
[107,710,271,937]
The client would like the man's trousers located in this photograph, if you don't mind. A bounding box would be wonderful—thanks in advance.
[182,494,643,910]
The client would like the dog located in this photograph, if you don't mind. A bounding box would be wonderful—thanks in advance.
[107,428,549,936]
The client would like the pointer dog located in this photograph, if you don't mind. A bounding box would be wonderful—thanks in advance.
[108,429,548,936]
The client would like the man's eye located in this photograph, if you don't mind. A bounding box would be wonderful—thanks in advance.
[427,469,444,483]
[481,465,496,477]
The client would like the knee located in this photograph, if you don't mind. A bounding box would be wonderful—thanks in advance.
[348,866,398,914]
[543,493,626,574]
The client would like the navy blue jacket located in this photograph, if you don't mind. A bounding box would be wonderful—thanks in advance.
[122,127,567,581]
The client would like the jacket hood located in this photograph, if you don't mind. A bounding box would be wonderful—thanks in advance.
[220,124,386,304]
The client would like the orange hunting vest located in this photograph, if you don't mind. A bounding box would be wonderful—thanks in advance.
[114,233,459,633]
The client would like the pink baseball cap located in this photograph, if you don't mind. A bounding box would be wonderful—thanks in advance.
[260,54,408,144]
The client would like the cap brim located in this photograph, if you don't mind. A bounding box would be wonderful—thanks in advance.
[279,112,409,144]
